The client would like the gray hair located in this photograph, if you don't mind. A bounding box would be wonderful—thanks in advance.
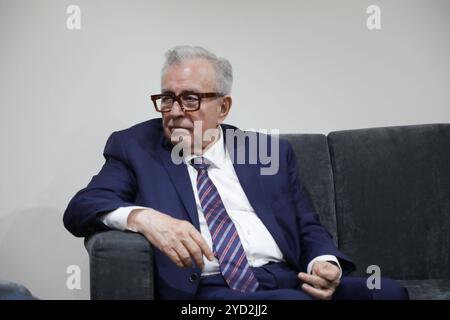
[161,45,233,95]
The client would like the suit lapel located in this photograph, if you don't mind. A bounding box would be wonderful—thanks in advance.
[223,125,297,267]
[155,135,200,230]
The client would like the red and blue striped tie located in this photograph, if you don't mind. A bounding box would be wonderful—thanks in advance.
[191,157,259,292]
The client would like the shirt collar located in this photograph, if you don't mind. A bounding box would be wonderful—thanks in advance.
[184,126,228,169]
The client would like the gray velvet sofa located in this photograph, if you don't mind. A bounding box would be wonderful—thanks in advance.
[85,123,450,300]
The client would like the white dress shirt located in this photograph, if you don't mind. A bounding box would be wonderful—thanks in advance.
[101,127,341,277]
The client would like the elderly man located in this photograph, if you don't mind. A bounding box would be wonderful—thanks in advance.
[64,46,408,300]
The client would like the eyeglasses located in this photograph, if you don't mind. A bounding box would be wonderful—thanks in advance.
[150,92,223,113]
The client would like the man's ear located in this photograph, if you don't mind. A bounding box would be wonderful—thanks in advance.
[217,96,232,124]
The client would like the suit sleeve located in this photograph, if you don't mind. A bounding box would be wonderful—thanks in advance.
[63,131,138,237]
[285,142,356,275]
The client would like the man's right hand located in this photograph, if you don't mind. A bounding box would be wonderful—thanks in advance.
[127,208,215,269]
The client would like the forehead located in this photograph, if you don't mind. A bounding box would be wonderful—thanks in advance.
[162,58,216,92]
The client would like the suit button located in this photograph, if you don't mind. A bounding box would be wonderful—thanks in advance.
[189,273,199,282]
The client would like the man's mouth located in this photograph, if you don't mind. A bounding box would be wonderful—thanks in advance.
[169,127,192,145]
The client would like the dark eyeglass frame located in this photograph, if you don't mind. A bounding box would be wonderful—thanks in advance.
[150,92,224,113]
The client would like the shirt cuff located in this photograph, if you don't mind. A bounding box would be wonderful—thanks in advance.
[307,255,343,279]
[100,206,148,231]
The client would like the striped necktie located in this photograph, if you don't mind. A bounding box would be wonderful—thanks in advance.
[191,157,259,292]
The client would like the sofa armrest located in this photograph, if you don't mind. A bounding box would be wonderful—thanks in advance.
[0,280,34,299]
[85,230,154,300]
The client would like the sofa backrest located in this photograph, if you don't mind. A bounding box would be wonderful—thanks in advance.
[328,124,450,279]
[280,134,338,245]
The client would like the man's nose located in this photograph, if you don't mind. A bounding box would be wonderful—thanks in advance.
[168,100,185,117]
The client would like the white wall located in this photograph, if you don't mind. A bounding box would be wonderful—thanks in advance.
[0,0,449,299]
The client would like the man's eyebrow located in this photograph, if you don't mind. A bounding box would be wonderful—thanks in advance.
[161,89,202,95]
[181,90,201,94]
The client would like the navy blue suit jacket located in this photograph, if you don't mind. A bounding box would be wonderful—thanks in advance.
[64,118,355,299]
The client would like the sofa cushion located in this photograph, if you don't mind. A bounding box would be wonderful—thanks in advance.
[399,279,450,300]
[328,124,450,279]
[280,134,338,244]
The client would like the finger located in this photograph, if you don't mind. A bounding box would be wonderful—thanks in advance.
[314,271,339,290]
[301,283,333,300]
[173,242,194,268]
[298,272,331,289]
[189,229,215,261]
[142,231,180,266]
[314,265,340,282]
[165,248,185,268]
[181,237,205,269]
[139,220,193,268]
[143,231,187,268]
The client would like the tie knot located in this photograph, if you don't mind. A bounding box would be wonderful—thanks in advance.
[191,157,210,171]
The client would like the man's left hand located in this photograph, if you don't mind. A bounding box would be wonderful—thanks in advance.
[298,261,340,300]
